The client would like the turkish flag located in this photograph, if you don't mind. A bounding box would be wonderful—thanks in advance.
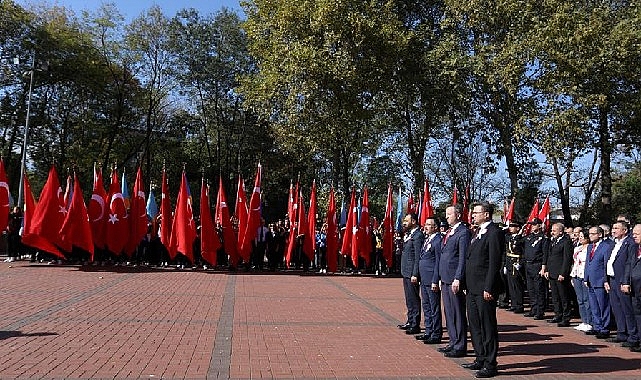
[382,184,394,268]
[235,174,248,253]
[105,169,129,255]
[22,174,36,245]
[308,180,317,253]
[169,171,196,262]
[325,187,338,273]
[0,159,10,231]
[285,181,299,266]
[125,167,147,255]
[200,179,221,266]
[356,186,372,267]
[21,165,65,259]
[88,165,107,249]
[538,195,551,234]
[523,198,540,235]
[59,173,94,259]
[160,168,172,249]
[239,164,262,263]
[340,188,356,258]
[297,189,314,261]
[504,197,515,224]
[216,177,239,266]
[419,179,435,226]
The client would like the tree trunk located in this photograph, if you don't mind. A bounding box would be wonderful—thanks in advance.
[598,107,612,223]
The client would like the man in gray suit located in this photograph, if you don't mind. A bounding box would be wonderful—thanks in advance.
[397,213,424,335]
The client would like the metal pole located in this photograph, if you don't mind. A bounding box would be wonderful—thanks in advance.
[17,56,35,208]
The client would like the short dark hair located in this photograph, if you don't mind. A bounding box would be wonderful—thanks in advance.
[472,201,494,216]
[406,213,418,223]
[448,204,464,215]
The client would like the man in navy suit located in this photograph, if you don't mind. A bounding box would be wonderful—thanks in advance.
[397,213,424,335]
[622,224,641,352]
[609,221,640,347]
[584,226,612,338]
[415,216,443,344]
[460,201,504,378]
[438,204,470,358]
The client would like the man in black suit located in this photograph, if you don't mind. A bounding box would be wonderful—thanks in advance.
[461,201,503,378]
[397,213,424,335]
[415,216,443,344]
[622,224,641,352]
[542,222,574,327]
[438,204,470,358]
[523,218,548,319]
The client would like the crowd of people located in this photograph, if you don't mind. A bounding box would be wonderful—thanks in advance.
[395,203,641,378]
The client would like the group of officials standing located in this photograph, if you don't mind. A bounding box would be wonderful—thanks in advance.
[396,202,641,378]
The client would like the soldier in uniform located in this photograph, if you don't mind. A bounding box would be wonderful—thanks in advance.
[523,217,549,319]
[505,220,525,313]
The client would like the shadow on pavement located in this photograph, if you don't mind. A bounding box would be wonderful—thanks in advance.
[0,331,58,340]
[499,356,641,375]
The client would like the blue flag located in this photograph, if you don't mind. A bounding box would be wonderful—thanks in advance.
[146,190,159,220]
[121,171,130,209]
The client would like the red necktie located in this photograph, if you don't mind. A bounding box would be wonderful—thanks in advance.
[589,244,597,260]
[443,228,452,245]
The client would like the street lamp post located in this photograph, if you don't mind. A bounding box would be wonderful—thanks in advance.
[17,55,35,209]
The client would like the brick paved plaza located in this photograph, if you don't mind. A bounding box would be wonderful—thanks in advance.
[1,260,640,379]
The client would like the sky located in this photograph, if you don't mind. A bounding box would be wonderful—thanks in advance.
[16,0,244,19]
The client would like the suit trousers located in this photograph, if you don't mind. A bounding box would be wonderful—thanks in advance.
[588,286,611,334]
[442,283,467,352]
[419,281,442,339]
[403,277,421,328]
[549,278,572,321]
[467,293,498,371]
[507,268,525,309]
[609,278,639,343]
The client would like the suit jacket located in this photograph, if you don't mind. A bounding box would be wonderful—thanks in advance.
[611,235,636,283]
[439,222,471,285]
[585,240,613,288]
[543,234,573,278]
[464,221,505,296]
[623,242,640,290]
[401,227,424,279]
[419,232,443,285]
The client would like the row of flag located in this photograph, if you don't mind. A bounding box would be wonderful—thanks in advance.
[503,195,551,234]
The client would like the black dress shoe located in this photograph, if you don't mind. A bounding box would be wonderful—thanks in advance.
[533,314,546,320]
[415,334,429,341]
[397,323,411,330]
[424,337,441,344]
[444,350,466,358]
[437,346,453,353]
[622,341,640,348]
[557,320,570,327]
[630,345,641,352]
[498,304,510,309]
[461,361,483,370]
[585,330,598,335]
[605,337,625,343]
[596,332,610,339]
[547,317,562,323]
[523,312,534,317]
[475,368,498,378]
[405,327,421,334]
[512,308,525,314]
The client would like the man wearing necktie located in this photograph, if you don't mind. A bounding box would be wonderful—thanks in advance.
[460,202,504,378]
[397,213,424,335]
[622,224,641,352]
[437,204,470,358]
[415,216,443,344]
[541,223,574,327]
[584,226,613,338]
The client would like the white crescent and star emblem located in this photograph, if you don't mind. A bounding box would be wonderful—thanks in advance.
[90,194,105,221]
[0,181,10,207]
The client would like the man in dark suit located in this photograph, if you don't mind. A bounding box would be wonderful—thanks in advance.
[584,226,612,338]
[397,213,424,335]
[416,216,443,344]
[438,204,470,358]
[541,222,574,327]
[609,221,640,347]
[460,202,503,378]
[622,224,641,352]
